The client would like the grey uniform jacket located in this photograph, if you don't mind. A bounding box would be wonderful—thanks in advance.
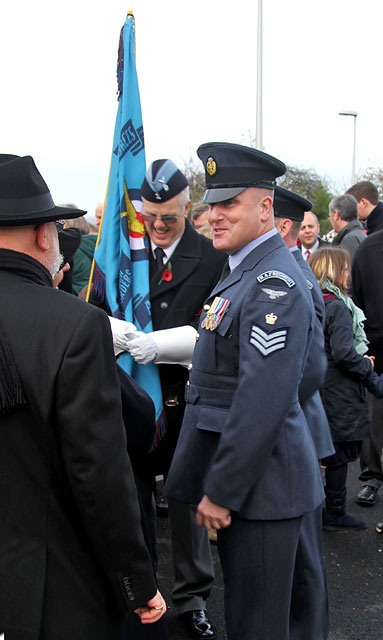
[292,248,334,460]
[166,233,324,520]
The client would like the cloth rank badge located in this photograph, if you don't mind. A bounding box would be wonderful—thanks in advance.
[249,324,288,356]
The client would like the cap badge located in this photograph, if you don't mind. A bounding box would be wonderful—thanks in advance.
[265,313,278,325]
[158,177,169,191]
[206,157,217,176]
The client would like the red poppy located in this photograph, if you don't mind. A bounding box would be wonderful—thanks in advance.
[162,269,173,282]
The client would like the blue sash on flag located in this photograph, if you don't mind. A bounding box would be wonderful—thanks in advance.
[93,13,164,432]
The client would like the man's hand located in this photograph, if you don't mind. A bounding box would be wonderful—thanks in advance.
[134,589,166,624]
[196,495,231,531]
[108,317,138,356]
[126,332,158,364]
[364,354,375,370]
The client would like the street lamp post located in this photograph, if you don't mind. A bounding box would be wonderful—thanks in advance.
[338,110,358,185]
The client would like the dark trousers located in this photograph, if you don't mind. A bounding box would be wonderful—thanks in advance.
[217,514,303,640]
[168,499,215,612]
[290,504,329,640]
[359,393,383,488]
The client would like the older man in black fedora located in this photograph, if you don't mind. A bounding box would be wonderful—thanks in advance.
[0,155,165,640]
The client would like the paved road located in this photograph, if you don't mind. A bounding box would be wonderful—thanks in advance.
[156,460,383,639]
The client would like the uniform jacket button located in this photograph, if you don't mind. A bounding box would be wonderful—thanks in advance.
[160,301,168,310]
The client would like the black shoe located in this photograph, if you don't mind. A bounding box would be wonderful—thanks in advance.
[356,485,379,506]
[156,494,168,518]
[181,610,215,639]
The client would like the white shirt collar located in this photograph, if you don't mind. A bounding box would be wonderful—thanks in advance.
[301,239,319,258]
[150,235,182,263]
[228,228,278,272]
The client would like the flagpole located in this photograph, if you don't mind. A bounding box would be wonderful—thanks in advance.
[256,0,263,150]
[85,184,108,302]
[86,8,134,303]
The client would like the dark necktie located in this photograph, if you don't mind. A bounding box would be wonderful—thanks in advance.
[218,260,231,284]
[305,249,311,260]
[154,247,166,270]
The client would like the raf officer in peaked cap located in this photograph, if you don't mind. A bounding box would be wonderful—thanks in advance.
[121,159,226,638]
[165,143,325,640]
[274,186,333,640]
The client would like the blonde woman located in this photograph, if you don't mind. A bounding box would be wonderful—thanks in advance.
[309,247,382,531]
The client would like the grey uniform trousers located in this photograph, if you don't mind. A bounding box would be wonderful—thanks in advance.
[168,499,215,613]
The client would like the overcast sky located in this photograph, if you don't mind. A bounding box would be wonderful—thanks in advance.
[2,0,382,217]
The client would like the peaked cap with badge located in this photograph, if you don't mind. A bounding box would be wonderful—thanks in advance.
[0,154,86,226]
[141,158,189,203]
[197,142,286,204]
[274,185,312,222]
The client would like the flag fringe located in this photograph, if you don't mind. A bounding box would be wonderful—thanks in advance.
[92,263,107,304]
[149,409,167,452]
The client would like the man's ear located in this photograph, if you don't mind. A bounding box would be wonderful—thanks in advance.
[280,218,292,238]
[35,223,51,251]
[183,200,191,218]
[260,194,274,221]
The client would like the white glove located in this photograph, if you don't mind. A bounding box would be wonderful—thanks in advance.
[108,316,138,356]
[126,332,158,365]
[152,325,199,367]
[126,325,199,367]
[114,324,199,367]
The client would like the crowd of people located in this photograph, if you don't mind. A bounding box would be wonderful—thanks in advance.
[0,147,382,640]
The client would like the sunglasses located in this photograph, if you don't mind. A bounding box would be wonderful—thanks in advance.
[56,220,65,233]
[141,212,183,226]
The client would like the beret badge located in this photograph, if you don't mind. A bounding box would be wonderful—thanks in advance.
[206,156,217,176]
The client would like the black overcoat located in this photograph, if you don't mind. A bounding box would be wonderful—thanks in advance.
[351,230,383,373]
[0,251,156,640]
[321,295,372,442]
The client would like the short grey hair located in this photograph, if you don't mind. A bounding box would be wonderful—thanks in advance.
[179,186,191,211]
[329,194,358,222]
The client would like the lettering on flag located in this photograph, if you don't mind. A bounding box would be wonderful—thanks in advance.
[117,120,144,159]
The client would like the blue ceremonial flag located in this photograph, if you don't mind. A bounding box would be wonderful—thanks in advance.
[93,11,164,434]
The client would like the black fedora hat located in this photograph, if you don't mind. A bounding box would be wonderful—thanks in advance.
[0,155,86,226]
[273,185,312,222]
[197,142,286,204]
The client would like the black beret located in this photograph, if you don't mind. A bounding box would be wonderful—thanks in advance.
[141,159,189,203]
[197,142,286,204]
[273,186,312,222]
[0,155,86,226]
